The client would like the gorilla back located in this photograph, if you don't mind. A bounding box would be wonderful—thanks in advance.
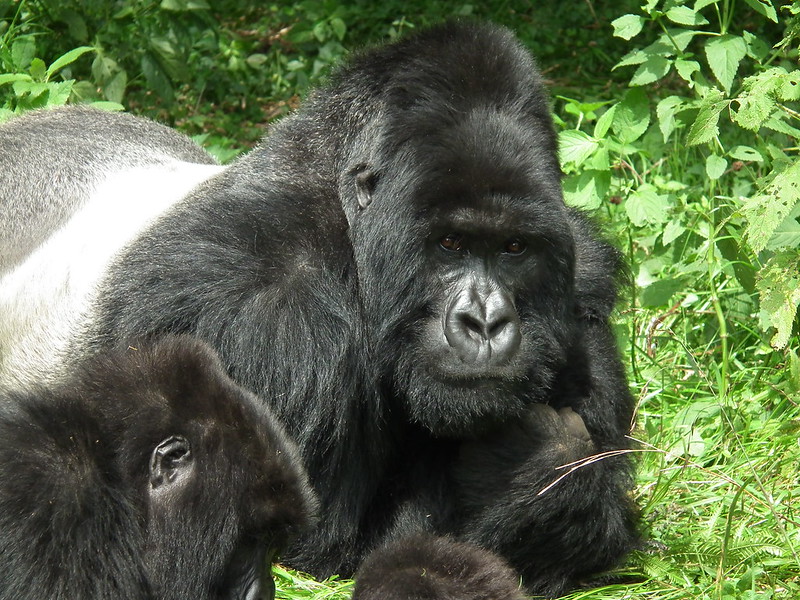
[0,21,638,597]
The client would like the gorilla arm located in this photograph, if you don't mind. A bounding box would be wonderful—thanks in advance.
[452,320,638,598]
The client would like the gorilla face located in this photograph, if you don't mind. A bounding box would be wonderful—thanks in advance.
[349,109,577,437]
[133,339,312,600]
[0,337,314,600]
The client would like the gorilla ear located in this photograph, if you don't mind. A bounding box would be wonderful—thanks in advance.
[354,165,378,210]
[149,435,193,489]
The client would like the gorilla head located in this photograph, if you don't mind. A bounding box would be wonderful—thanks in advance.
[0,336,314,600]
[338,24,577,436]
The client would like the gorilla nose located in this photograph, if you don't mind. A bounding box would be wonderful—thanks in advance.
[444,289,521,367]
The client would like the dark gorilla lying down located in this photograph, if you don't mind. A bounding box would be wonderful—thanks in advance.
[0,21,638,597]
[0,337,314,600]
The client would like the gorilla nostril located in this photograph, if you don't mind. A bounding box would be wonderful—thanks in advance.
[460,314,486,338]
[487,318,509,339]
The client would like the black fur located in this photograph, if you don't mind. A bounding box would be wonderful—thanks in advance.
[0,337,314,600]
[0,21,637,597]
[353,534,526,600]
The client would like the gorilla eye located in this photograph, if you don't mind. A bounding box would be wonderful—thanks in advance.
[439,234,465,253]
[504,239,527,255]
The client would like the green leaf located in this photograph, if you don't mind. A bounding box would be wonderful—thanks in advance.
[743,30,770,61]
[778,70,800,101]
[728,145,763,162]
[695,0,720,10]
[615,48,648,68]
[742,0,778,23]
[625,184,670,226]
[611,14,645,40]
[705,34,747,93]
[0,73,32,86]
[630,55,672,86]
[29,58,46,81]
[149,37,187,81]
[657,95,684,142]
[46,80,74,106]
[562,170,610,210]
[612,88,650,144]
[594,105,616,138]
[60,9,88,41]
[103,70,127,104]
[330,17,347,41]
[141,53,174,105]
[11,38,35,70]
[675,58,700,82]
[662,219,686,245]
[686,89,728,145]
[641,278,686,308]
[766,203,800,251]
[743,161,800,253]
[757,252,800,349]
[666,6,708,25]
[706,154,727,180]
[558,130,599,167]
[46,46,94,81]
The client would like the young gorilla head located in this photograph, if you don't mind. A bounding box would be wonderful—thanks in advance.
[0,336,314,600]
[352,534,526,600]
[339,23,578,437]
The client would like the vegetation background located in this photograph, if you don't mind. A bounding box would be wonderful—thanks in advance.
[1,0,798,598]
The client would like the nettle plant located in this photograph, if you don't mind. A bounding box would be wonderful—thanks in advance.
[557,0,800,390]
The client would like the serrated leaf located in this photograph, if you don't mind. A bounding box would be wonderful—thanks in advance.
[666,6,708,25]
[614,48,649,69]
[778,70,800,101]
[46,46,94,81]
[766,204,800,251]
[686,89,728,145]
[630,55,672,86]
[141,53,174,105]
[558,130,600,167]
[764,116,800,138]
[657,95,684,142]
[675,58,701,82]
[562,170,610,210]
[641,277,686,307]
[742,0,778,22]
[0,73,32,86]
[11,38,35,70]
[46,80,73,106]
[662,219,686,245]
[743,161,800,253]
[705,34,747,93]
[29,58,46,81]
[743,30,770,61]
[728,145,763,161]
[625,184,670,226]
[757,252,800,349]
[611,14,645,40]
[706,154,728,179]
[594,105,616,138]
[103,70,127,104]
[695,0,720,10]
[613,88,650,144]
[92,55,120,83]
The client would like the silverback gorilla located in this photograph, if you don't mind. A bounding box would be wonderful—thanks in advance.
[0,336,314,600]
[0,21,638,597]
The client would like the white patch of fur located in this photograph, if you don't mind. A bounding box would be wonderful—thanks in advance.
[0,161,225,390]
